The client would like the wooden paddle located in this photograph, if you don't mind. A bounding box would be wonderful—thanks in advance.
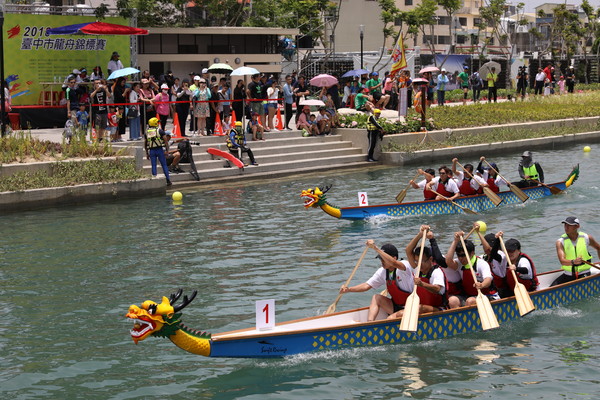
[456,161,503,206]
[498,236,535,317]
[459,236,500,330]
[430,189,479,215]
[396,172,421,203]
[324,247,369,315]
[399,230,428,332]
[463,225,478,240]
[530,179,562,195]
[483,159,529,203]
[581,260,600,273]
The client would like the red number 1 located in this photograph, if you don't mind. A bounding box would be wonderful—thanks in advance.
[262,304,269,324]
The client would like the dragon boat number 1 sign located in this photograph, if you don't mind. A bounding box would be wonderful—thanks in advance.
[358,192,369,206]
[256,299,275,330]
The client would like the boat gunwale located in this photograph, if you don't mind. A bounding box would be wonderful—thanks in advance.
[211,267,598,342]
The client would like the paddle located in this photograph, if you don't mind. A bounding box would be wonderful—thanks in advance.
[430,189,479,215]
[530,179,562,195]
[399,230,428,332]
[482,159,529,203]
[456,161,503,206]
[581,260,600,273]
[459,235,500,330]
[324,247,369,315]
[463,225,478,240]
[396,172,421,203]
[498,236,535,317]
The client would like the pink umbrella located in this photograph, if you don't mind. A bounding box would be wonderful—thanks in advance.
[310,74,338,87]
[412,78,429,84]
[419,66,440,74]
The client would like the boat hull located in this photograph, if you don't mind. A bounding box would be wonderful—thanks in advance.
[207,269,600,358]
[337,182,566,220]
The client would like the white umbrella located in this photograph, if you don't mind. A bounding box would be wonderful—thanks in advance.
[107,67,140,80]
[299,99,325,106]
[230,66,260,76]
[479,61,501,78]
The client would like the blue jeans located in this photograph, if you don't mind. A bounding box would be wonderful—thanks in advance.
[129,117,140,140]
[437,90,445,106]
[149,147,170,181]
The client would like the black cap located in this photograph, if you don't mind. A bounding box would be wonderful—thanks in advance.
[562,216,580,226]
[522,151,532,158]
[376,243,399,259]
[504,239,521,251]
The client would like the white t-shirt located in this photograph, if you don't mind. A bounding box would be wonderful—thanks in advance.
[486,250,508,278]
[267,87,279,103]
[435,178,460,194]
[423,267,446,295]
[316,113,329,122]
[454,257,492,282]
[366,260,414,293]
[481,170,508,188]
[454,170,485,191]
[515,256,534,280]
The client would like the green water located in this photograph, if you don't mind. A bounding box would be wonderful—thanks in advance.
[1,144,599,399]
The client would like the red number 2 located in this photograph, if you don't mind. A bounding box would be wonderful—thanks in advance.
[360,194,366,204]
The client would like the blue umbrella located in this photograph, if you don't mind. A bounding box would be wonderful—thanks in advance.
[107,67,140,80]
[342,69,370,78]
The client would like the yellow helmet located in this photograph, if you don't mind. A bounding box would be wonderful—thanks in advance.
[235,121,243,127]
[148,117,159,127]
[373,109,381,115]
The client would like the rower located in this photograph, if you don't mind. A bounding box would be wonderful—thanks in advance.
[552,216,600,286]
[473,223,510,298]
[492,233,539,294]
[515,151,545,188]
[386,226,447,319]
[452,158,485,196]
[339,240,413,321]
[410,168,437,200]
[477,157,508,193]
[445,231,500,307]
[426,166,460,201]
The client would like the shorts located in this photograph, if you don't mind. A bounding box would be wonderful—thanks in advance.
[393,302,404,313]
[250,101,264,116]
[266,103,278,109]
[372,92,382,101]
[166,154,175,166]
[95,113,108,129]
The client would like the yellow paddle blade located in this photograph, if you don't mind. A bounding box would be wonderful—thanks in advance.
[395,189,408,203]
[399,292,420,332]
[513,281,535,317]
[476,292,500,330]
[510,184,529,202]
[483,187,503,206]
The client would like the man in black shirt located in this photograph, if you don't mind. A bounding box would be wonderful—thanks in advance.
[90,79,110,141]
[246,74,264,118]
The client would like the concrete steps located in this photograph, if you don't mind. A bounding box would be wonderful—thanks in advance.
[119,129,370,184]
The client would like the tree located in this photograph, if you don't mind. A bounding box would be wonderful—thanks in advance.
[580,0,599,83]
[477,0,509,59]
[437,0,462,53]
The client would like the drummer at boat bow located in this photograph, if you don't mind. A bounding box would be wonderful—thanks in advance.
[445,232,500,308]
[426,166,460,201]
[552,216,600,286]
[515,151,545,188]
[340,230,446,321]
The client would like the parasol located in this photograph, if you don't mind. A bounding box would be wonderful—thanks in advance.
[207,63,234,74]
[299,99,325,106]
[310,74,338,87]
[419,66,440,74]
[107,67,140,80]
[478,61,501,78]
[230,66,261,77]
[341,69,370,78]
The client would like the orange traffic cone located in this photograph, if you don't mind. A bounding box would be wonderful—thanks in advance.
[275,106,284,130]
[230,110,237,126]
[214,113,224,135]
[171,113,183,139]
[91,126,98,142]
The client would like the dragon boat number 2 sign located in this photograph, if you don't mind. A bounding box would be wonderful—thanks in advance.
[256,299,275,330]
[358,192,369,206]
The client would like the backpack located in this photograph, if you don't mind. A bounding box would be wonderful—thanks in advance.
[470,73,481,88]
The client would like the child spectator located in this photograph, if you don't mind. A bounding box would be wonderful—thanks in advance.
[107,106,121,142]
[316,107,331,135]
[543,78,551,96]
[247,112,265,141]
[307,114,320,136]
[222,114,232,132]
[76,103,89,134]
[558,76,566,95]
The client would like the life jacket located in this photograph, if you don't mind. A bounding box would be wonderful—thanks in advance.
[436,180,454,197]
[367,115,380,132]
[561,232,592,274]
[423,184,436,200]
[386,269,411,307]
[486,177,499,193]
[505,252,539,291]
[146,127,164,149]
[226,129,244,149]
[522,164,539,181]
[484,254,508,289]
[416,266,446,308]
[461,256,497,297]
[459,178,477,196]
[414,91,423,114]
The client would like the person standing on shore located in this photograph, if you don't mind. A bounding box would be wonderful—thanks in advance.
[144,117,172,186]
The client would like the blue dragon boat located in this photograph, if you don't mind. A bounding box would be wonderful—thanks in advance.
[301,166,578,221]
[126,267,600,358]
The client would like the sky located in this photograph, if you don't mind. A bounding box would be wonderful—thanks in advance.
[521,0,600,13]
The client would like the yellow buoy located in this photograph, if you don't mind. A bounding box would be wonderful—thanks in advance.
[172,191,183,202]
[584,146,591,153]
[476,220,487,233]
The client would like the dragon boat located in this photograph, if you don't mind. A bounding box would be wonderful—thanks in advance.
[126,267,600,358]
[301,166,579,220]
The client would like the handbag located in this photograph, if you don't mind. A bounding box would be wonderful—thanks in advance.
[128,105,138,118]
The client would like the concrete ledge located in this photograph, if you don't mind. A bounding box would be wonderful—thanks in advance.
[380,131,600,165]
[0,178,165,213]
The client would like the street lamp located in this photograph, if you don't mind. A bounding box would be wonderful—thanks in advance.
[359,25,364,69]
[0,7,5,137]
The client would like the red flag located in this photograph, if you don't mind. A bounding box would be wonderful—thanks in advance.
[390,34,407,79]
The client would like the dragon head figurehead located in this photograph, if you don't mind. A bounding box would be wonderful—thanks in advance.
[301,185,331,209]
[300,185,341,219]
[126,289,211,352]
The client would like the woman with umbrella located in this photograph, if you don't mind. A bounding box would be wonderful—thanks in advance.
[112,77,127,141]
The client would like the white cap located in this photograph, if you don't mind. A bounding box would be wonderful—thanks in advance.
[441,68,446,72]
[161,83,169,89]
[72,69,81,74]
[194,75,201,81]
[202,68,209,74]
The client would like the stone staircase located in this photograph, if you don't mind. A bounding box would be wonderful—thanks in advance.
[117,129,370,185]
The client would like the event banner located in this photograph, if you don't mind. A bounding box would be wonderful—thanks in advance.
[3,13,131,105]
